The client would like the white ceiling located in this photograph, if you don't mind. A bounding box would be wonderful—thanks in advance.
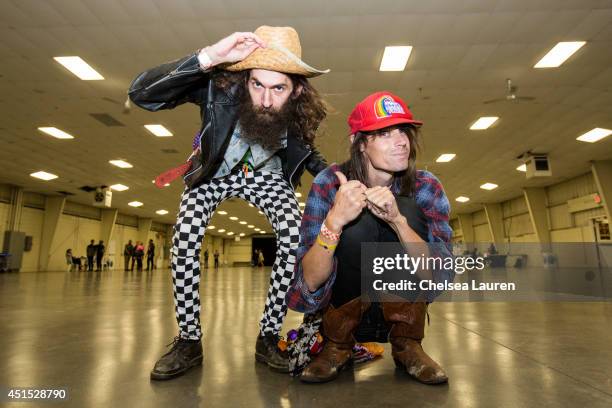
[1,0,611,238]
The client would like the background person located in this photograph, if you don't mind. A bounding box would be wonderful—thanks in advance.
[124,240,134,271]
[86,240,96,272]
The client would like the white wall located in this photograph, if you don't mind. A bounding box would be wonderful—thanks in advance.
[109,224,140,269]
[196,235,255,266]
[472,209,492,243]
[502,196,535,241]
[550,226,595,243]
[547,172,605,243]
[0,199,173,272]
[0,201,9,250]
[47,213,102,271]
[201,235,226,266]
[225,236,253,265]
[454,172,606,246]
[18,207,44,271]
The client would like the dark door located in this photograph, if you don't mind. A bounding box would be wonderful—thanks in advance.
[252,237,276,266]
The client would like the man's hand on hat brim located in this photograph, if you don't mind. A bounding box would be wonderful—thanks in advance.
[207,32,267,66]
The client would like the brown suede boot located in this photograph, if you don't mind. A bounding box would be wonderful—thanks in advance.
[382,302,448,384]
[300,297,369,383]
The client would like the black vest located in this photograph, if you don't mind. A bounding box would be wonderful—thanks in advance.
[332,196,429,343]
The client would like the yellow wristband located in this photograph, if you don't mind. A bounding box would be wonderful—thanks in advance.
[316,235,337,251]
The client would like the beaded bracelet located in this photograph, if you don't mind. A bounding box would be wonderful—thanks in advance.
[320,221,341,242]
[316,235,337,251]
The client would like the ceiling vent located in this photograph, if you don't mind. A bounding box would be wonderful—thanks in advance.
[79,185,107,193]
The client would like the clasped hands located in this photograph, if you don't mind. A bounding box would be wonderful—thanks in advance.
[325,171,406,232]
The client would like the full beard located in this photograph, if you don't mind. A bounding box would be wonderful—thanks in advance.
[237,95,294,150]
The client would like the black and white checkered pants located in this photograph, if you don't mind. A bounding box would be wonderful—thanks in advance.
[172,169,301,340]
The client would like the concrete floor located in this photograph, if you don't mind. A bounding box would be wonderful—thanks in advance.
[1,267,611,408]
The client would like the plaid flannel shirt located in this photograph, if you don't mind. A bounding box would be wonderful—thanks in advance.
[286,163,453,313]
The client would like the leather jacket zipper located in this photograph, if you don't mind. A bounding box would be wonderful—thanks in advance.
[144,68,200,91]
[184,161,202,179]
[144,56,200,91]
[289,150,312,190]
[197,122,211,148]
[184,121,211,180]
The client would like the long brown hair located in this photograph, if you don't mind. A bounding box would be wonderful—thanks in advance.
[340,124,422,197]
[213,70,327,146]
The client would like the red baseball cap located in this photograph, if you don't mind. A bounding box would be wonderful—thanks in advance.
[348,91,423,135]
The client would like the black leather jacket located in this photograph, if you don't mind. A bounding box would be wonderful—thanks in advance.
[128,52,327,189]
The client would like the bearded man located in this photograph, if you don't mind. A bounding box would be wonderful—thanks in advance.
[128,26,329,380]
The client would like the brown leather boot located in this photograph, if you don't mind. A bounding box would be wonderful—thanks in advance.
[300,297,369,383]
[382,302,448,384]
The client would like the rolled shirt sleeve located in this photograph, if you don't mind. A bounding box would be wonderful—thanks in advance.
[286,165,341,313]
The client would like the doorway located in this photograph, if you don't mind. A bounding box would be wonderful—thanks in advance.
[252,237,276,267]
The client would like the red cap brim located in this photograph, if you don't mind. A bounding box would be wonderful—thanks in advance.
[352,117,423,134]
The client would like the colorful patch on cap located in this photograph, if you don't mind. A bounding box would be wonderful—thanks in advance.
[374,95,405,118]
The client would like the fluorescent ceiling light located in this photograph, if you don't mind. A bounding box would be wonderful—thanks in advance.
[295,192,302,198]
[208,226,216,230]
[227,232,234,236]
[217,229,226,233]
[516,164,527,172]
[576,128,612,143]
[534,41,586,68]
[30,171,58,181]
[470,117,499,130]
[480,183,498,190]
[254,228,261,231]
[110,184,129,191]
[218,211,228,215]
[229,216,238,221]
[128,201,143,207]
[436,154,456,163]
[156,209,168,215]
[53,56,104,80]
[299,202,306,207]
[455,196,470,203]
[258,211,263,215]
[38,127,74,139]
[239,221,247,225]
[248,203,254,207]
[379,46,413,71]
[144,124,173,137]
[239,233,245,237]
[109,160,133,169]
[259,231,266,234]
[248,225,254,228]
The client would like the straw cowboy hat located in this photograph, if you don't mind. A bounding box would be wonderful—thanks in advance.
[225,26,330,77]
